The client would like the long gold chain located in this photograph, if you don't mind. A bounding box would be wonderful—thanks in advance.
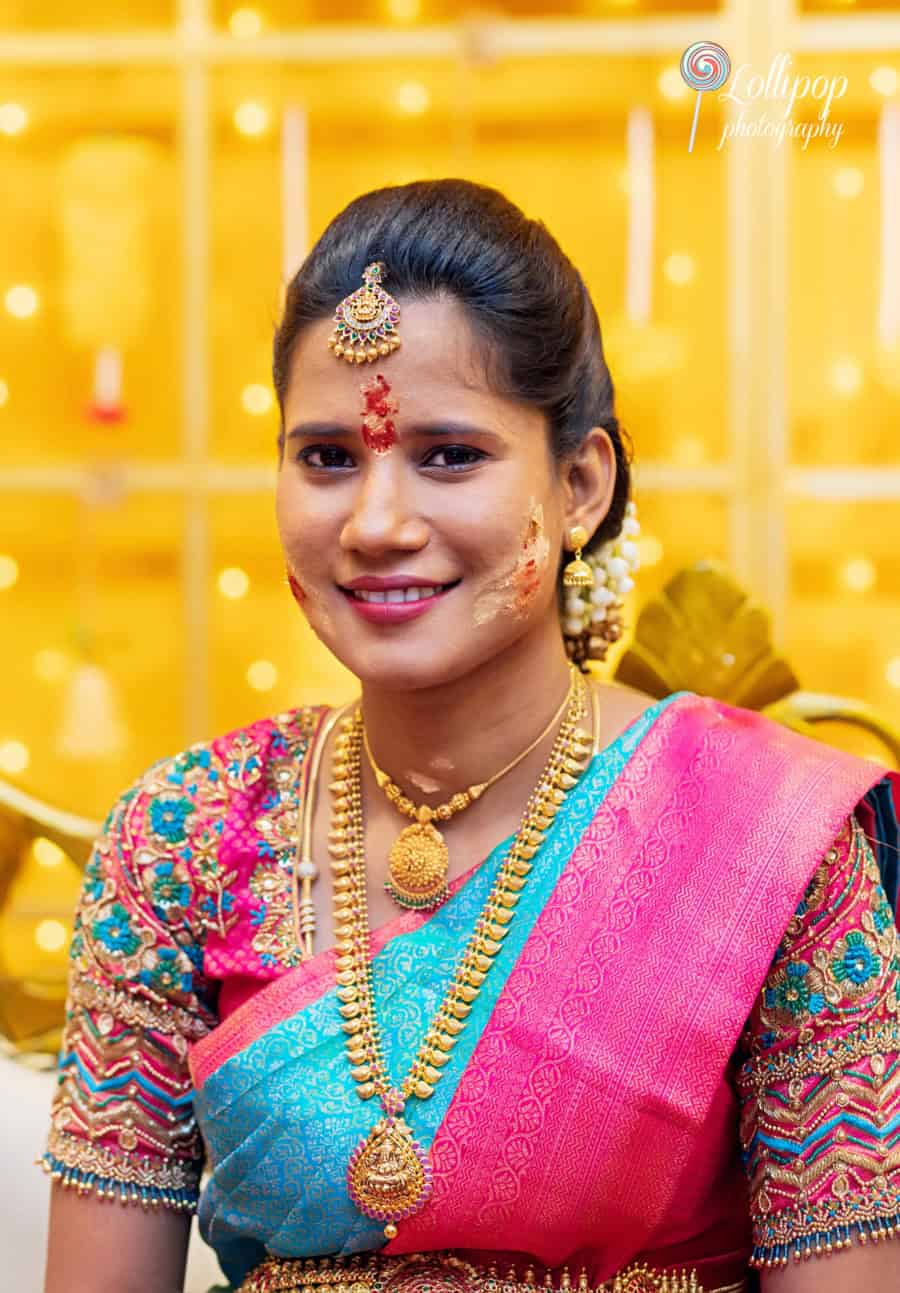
[329,669,592,1239]
[361,668,579,911]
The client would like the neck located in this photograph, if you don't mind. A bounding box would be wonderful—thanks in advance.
[357,626,574,802]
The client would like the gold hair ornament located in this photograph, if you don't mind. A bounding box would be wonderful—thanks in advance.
[328,262,402,364]
[362,665,581,911]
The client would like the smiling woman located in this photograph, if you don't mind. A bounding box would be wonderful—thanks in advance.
[41,180,900,1293]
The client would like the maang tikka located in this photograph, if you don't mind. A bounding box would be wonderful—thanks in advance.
[328,262,402,364]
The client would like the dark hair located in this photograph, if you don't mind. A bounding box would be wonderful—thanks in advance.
[273,178,632,553]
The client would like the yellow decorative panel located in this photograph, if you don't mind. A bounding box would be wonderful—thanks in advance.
[788,53,900,466]
[210,55,726,465]
[214,0,724,30]
[0,0,175,31]
[0,491,186,820]
[0,68,180,464]
[786,500,900,727]
[208,493,356,731]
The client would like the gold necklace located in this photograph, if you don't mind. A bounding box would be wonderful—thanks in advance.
[362,668,580,911]
[328,669,592,1240]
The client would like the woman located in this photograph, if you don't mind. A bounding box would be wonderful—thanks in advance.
[42,180,900,1293]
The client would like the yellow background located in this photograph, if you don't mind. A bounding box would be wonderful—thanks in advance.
[1,0,899,1001]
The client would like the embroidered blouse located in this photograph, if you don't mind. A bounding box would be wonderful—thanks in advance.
[41,708,900,1269]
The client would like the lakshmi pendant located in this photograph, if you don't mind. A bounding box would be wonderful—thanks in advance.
[385,822,450,911]
[347,1090,433,1239]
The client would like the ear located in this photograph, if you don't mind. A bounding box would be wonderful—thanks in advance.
[560,426,617,546]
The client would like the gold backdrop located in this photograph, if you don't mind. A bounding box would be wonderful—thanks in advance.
[1,0,899,1014]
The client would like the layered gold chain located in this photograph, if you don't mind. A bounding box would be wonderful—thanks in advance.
[328,668,593,1237]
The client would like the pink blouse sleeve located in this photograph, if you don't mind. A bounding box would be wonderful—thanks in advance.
[40,741,228,1214]
[736,814,900,1269]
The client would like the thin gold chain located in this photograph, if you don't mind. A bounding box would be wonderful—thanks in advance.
[360,664,579,827]
[330,668,592,1105]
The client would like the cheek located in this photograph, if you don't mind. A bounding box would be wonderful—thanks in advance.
[471,499,552,626]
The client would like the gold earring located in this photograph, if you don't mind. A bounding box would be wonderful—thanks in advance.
[563,524,594,589]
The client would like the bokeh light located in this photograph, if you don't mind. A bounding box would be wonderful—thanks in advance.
[638,535,664,568]
[828,357,863,398]
[233,101,270,137]
[395,82,430,116]
[663,253,696,286]
[0,554,20,590]
[4,284,40,319]
[386,0,421,19]
[870,66,899,98]
[246,659,278,692]
[0,103,28,135]
[33,838,65,869]
[0,378,9,408]
[833,167,864,200]
[658,66,689,102]
[0,740,30,774]
[242,383,274,416]
[229,7,263,37]
[887,657,900,689]
[840,556,876,594]
[34,648,69,682]
[34,919,68,953]
[218,566,251,599]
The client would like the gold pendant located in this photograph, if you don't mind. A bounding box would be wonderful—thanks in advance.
[346,1112,433,1236]
[385,822,450,910]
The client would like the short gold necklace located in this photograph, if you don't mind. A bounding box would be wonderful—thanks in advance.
[362,669,580,912]
[329,669,592,1240]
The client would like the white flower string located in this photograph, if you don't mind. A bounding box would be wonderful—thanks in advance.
[563,501,642,666]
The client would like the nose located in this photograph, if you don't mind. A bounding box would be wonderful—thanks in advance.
[339,460,429,559]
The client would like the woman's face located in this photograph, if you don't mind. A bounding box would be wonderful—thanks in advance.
[276,295,579,691]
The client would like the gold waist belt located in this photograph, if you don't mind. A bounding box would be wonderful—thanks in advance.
[239,1252,748,1293]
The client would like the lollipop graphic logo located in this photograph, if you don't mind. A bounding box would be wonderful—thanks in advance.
[681,41,732,153]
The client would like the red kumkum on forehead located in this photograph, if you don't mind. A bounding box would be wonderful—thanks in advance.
[360,374,399,455]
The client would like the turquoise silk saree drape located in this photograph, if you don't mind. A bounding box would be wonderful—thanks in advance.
[189,695,897,1290]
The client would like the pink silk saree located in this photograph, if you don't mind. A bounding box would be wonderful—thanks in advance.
[189,694,898,1290]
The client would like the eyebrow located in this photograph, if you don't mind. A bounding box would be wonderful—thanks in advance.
[284,419,504,444]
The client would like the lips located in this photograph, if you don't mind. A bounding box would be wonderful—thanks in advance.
[339,580,460,624]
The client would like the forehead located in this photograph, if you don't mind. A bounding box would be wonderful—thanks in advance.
[283,296,509,421]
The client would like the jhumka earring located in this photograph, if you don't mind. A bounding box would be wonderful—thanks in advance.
[562,524,594,589]
[562,502,642,667]
[327,262,402,364]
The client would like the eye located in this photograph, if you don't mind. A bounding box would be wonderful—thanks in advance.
[423,445,486,472]
[296,444,355,470]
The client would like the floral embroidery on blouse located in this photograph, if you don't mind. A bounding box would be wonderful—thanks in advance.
[41,707,321,1213]
[736,814,900,1268]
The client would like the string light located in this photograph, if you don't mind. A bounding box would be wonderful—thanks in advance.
[218,566,250,599]
[0,740,29,774]
[833,166,864,199]
[247,660,278,691]
[33,838,66,869]
[0,378,8,407]
[395,82,430,116]
[0,103,27,135]
[234,101,270,137]
[870,67,899,99]
[887,657,900,689]
[229,7,263,37]
[35,919,68,953]
[658,66,689,102]
[664,253,696,285]
[828,357,863,398]
[4,284,40,318]
[840,556,876,593]
[0,554,19,590]
[241,383,273,415]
